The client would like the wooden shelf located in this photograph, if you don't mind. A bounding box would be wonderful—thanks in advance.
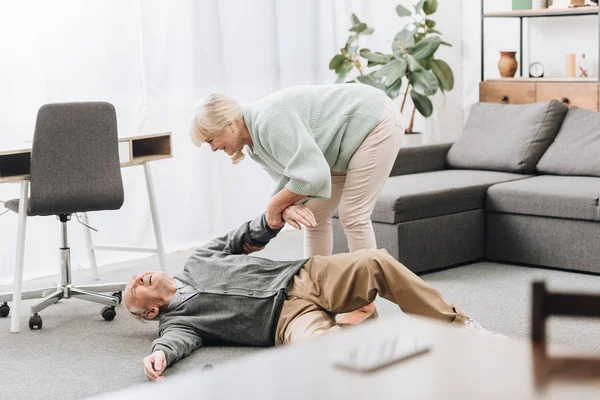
[484,6,598,18]
[486,77,598,82]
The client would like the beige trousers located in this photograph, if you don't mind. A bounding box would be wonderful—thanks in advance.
[303,100,404,257]
[275,249,468,345]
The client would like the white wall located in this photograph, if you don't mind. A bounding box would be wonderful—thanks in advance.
[0,0,464,283]
[462,0,599,121]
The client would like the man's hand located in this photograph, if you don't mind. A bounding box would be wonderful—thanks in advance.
[142,350,167,381]
[266,210,285,230]
[243,243,264,254]
[282,204,317,230]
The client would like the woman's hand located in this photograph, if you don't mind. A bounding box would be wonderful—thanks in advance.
[266,210,285,230]
[282,204,317,230]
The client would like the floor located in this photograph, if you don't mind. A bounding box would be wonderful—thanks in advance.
[2,229,600,400]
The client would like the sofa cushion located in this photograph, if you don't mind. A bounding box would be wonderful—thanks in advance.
[487,175,600,221]
[369,170,529,224]
[446,101,568,173]
[536,106,600,177]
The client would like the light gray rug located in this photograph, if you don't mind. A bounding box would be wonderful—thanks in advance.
[1,230,599,400]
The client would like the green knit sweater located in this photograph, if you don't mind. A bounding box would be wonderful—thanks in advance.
[242,84,388,199]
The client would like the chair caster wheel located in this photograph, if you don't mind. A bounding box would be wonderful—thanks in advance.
[101,306,116,321]
[0,302,9,318]
[112,291,122,305]
[29,314,43,330]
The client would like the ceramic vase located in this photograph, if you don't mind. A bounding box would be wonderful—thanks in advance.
[498,51,518,78]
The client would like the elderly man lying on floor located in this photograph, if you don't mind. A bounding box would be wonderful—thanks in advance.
[124,205,497,381]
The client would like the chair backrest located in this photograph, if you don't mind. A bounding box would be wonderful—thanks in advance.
[29,102,124,216]
[531,281,600,345]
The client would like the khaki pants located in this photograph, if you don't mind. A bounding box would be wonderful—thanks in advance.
[303,100,404,257]
[275,249,468,345]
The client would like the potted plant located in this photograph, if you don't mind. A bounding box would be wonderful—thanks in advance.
[328,0,454,133]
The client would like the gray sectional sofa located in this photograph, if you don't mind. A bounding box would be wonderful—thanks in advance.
[333,100,600,274]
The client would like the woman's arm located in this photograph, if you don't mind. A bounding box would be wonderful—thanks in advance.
[265,189,306,227]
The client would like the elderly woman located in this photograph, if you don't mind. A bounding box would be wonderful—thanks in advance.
[190,84,404,325]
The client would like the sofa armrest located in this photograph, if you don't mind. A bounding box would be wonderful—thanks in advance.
[390,142,454,176]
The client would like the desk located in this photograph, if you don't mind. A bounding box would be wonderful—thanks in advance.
[0,133,172,333]
[92,316,600,400]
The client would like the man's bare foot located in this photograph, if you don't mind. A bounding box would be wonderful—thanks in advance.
[337,303,378,326]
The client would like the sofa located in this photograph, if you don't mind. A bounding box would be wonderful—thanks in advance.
[333,100,600,275]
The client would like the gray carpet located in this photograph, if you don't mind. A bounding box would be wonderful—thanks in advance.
[2,229,600,400]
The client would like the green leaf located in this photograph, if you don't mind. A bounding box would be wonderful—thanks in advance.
[441,40,452,47]
[423,0,438,15]
[363,27,374,35]
[329,54,346,70]
[430,59,454,91]
[410,69,439,96]
[384,59,408,86]
[425,19,436,28]
[359,49,393,65]
[396,5,412,17]
[411,36,442,60]
[410,90,433,117]
[356,73,376,86]
[346,35,358,46]
[335,61,355,83]
[386,78,404,99]
[375,59,405,80]
[349,23,367,33]
[392,29,415,59]
[415,0,425,14]
[351,13,361,25]
[357,72,386,91]
[406,54,424,72]
[335,59,353,74]
[428,29,442,35]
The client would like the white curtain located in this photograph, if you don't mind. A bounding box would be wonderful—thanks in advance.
[0,0,463,283]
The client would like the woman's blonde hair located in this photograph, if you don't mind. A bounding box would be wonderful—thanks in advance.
[190,92,245,164]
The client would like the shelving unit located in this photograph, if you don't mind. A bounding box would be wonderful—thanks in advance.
[481,2,600,81]
[486,76,597,82]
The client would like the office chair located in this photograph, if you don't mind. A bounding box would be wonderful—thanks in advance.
[0,102,126,330]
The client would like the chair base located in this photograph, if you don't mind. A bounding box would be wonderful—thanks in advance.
[0,282,125,315]
[0,215,127,329]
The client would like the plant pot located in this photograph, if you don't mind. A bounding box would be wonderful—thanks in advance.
[498,51,518,78]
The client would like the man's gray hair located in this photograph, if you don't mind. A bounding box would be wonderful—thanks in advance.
[122,290,149,323]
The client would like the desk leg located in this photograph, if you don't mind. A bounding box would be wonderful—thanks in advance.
[11,181,29,333]
[143,163,166,271]
[81,212,99,281]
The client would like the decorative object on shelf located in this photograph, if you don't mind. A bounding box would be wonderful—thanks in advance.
[533,0,548,9]
[529,62,545,78]
[549,0,570,8]
[570,0,586,6]
[578,54,589,77]
[499,51,518,77]
[512,0,532,10]
[329,0,454,134]
[565,53,577,77]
